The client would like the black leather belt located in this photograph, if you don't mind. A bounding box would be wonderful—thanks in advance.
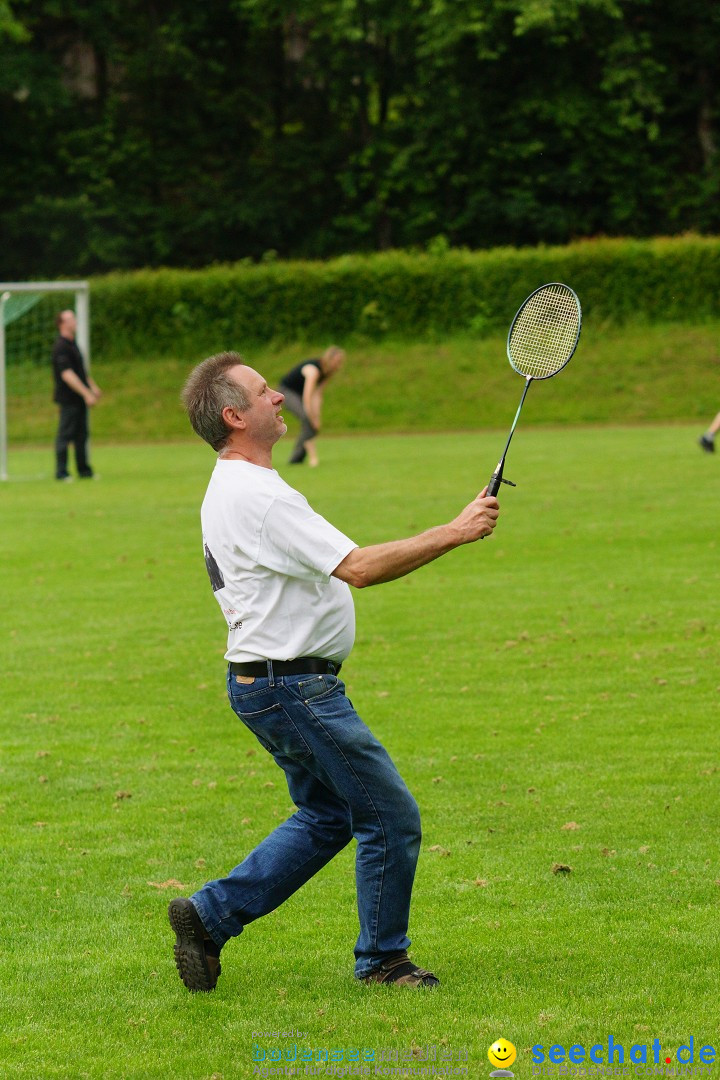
[229,657,342,677]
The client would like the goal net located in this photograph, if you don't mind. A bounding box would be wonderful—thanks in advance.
[0,281,90,480]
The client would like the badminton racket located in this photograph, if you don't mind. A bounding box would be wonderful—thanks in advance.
[486,282,582,498]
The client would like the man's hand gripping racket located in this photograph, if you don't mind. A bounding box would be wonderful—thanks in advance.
[486,282,582,504]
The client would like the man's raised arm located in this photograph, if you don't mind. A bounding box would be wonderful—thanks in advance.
[332,489,499,589]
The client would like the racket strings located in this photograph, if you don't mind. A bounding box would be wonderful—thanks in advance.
[508,284,580,379]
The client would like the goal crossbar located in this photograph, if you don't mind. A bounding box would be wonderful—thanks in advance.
[0,280,89,292]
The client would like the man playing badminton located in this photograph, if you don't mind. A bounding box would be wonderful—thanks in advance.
[169,351,499,993]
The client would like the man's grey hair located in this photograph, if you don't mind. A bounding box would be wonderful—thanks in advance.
[182,351,251,451]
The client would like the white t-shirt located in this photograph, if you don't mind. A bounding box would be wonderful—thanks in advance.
[200,459,358,663]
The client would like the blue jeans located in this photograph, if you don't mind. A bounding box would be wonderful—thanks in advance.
[190,667,422,978]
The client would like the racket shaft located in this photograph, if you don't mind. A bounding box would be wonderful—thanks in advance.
[486,379,531,496]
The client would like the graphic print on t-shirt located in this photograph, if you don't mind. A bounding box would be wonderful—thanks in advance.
[204,543,225,592]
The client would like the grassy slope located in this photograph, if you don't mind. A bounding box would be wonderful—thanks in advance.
[5,321,720,447]
[1,429,719,1077]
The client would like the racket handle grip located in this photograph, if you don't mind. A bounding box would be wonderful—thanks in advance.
[481,473,501,541]
[486,470,502,498]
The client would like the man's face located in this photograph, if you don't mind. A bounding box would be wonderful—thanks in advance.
[229,365,287,445]
[59,310,77,337]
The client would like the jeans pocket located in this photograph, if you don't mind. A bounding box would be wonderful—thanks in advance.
[294,674,340,703]
[233,700,313,762]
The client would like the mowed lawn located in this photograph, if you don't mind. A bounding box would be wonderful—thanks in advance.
[1,427,719,1079]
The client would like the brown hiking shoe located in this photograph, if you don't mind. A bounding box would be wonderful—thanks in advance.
[168,897,221,992]
[362,952,439,988]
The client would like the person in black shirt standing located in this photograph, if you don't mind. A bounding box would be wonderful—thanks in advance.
[278,345,345,466]
[52,309,102,480]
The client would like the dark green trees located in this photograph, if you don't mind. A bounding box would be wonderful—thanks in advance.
[0,0,718,276]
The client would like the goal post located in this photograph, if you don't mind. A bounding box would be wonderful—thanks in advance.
[0,280,90,480]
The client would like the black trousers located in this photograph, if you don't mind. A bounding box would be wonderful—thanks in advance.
[55,402,92,478]
[279,386,318,463]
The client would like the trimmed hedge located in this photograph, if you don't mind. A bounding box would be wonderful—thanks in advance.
[90,236,720,356]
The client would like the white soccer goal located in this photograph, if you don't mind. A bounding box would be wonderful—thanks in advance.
[0,281,90,480]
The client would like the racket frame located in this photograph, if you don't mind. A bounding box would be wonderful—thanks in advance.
[507,281,582,381]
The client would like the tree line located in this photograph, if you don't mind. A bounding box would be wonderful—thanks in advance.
[0,0,718,278]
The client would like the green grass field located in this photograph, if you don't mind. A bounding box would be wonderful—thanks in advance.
[1,426,719,1078]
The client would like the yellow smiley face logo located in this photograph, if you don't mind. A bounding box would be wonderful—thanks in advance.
[488,1040,517,1069]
